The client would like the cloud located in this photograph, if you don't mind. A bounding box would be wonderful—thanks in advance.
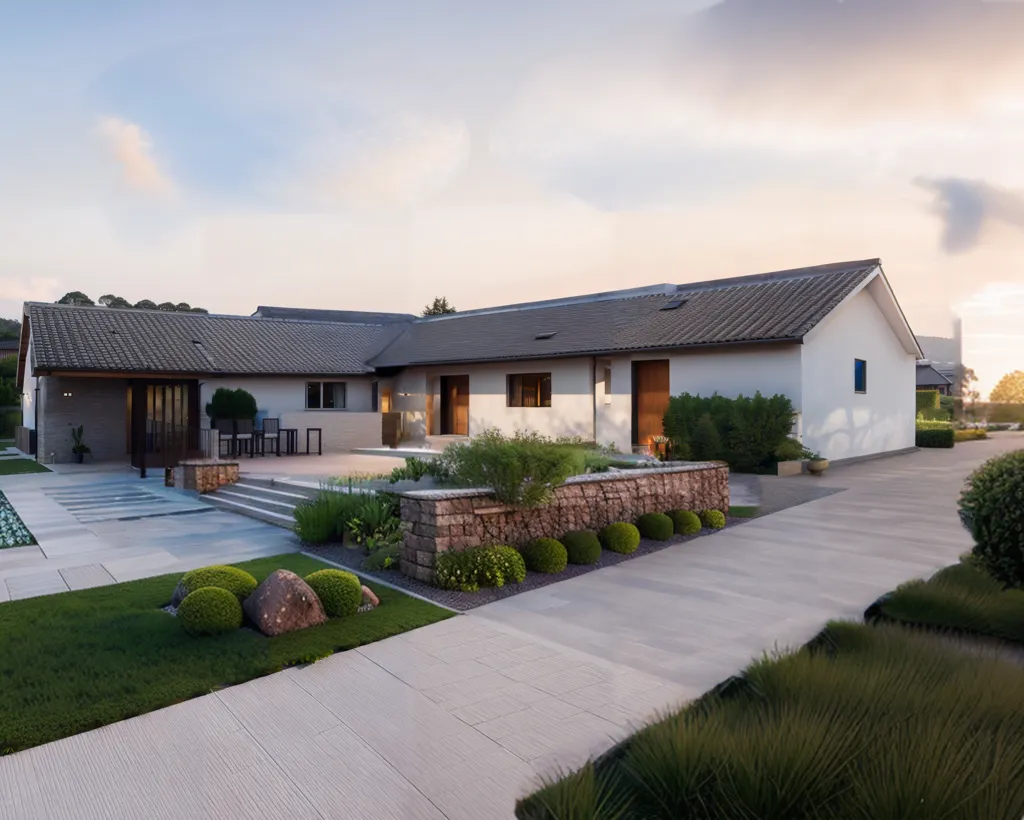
[919,178,1024,254]
[97,116,176,196]
[287,116,472,208]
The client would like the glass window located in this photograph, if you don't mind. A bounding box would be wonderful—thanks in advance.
[507,373,552,407]
[854,359,867,393]
[306,381,347,409]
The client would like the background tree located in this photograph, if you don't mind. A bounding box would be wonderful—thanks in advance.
[56,291,94,306]
[0,318,20,340]
[955,364,980,403]
[423,296,457,315]
[990,370,1024,404]
[133,300,157,310]
[98,294,132,308]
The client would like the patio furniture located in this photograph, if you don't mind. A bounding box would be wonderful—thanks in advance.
[261,418,280,456]
[279,427,299,455]
[214,418,235,457]
[306,427,322,456]
[235,418,254,456]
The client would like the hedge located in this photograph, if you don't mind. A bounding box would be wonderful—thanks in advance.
[915,390,940,413]
[954,429,988,442]
[916,428,954,448]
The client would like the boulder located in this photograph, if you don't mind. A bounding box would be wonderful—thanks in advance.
[361,585,380,609]
[243,569,327,636]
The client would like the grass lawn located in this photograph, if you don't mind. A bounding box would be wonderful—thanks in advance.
[877,559,1024,644]
[728,505,759,518]
[0,459,50,475]
[0,553,454,753]
[517,621,1024,819]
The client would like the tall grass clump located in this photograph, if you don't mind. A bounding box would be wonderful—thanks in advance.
[516,621,1024,820]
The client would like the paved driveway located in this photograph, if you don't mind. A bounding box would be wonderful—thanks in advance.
[0,434,1020,819]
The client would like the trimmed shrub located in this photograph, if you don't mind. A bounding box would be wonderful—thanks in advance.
[177,587,243,637]
[663,391,795,472]
[520,538,568,574]
[637,512,674,541]
[669,509,702,536]
[435,544,528,591]
[960,450,1024,588]
[305,569,362,617]
[954,428,987,442]
[562,530,602,565]
[916,428,954,448]
[599,522,641,555]
[204,387,257,422]
[699,509,726,530]
[361,545,401,572]
[491,545,527,585]
[178,565,258,601]
[916,389,940,413]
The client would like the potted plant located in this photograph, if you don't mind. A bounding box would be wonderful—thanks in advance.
[71,425,91,464]
[806,451,829,475]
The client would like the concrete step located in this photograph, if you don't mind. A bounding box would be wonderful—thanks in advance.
[204,493,297,528]
[201,477,322,529]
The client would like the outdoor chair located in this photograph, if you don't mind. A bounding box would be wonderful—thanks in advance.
[261,418,280,455]
[235,418,254,456]
[214,418,235,457]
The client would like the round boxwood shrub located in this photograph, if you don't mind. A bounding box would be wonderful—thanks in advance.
[305,569,363,617]
[959,450,1024,587]
[177,587,243,637]
[178,565,258,601]
[636,512,674,541]
[599,522,641,555]
[699,509,727,530]
[562,530,602,565]
[669,509,702,536]
[520,538,568,574]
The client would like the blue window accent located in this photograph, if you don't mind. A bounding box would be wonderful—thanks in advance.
[854,359,867,393]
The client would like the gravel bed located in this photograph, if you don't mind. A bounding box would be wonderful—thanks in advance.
[306,519,748,612]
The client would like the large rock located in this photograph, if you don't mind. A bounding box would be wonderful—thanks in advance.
[243,570,327,636]
[361,585,380,608]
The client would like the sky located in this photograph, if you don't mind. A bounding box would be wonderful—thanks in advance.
[1,0,1022,398]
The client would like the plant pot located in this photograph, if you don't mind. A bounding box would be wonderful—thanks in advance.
[807,458,829,475]
[75,452,84,464]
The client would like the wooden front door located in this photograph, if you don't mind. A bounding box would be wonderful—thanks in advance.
[632,360,670,449]
[440,375,469,436]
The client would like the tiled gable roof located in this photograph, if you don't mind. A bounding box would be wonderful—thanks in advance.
[369,260,881,367]
[26,304,399,376]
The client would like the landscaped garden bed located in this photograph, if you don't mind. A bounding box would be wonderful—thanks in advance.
[0,552,453,754]
[0,490,35,548]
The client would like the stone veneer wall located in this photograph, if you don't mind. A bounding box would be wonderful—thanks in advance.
[399,463,729,583]
[181,460,240,494]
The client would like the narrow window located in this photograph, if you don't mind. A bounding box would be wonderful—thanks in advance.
[507,373,552,407]
[854,359,867,394]
[603,367,612,396]
[306,381,322,409]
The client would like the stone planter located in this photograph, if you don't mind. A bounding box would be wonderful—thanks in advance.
[807,458,829,475]
[181,459,240,493]
[776,460,804,477]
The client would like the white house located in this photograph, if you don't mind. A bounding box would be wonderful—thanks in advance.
[15,258,922,464]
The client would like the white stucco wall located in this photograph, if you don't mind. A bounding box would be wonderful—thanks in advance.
[395,358,596,441]
[20,335,35,430]
[199,376,375,427]
[800,286,916,461]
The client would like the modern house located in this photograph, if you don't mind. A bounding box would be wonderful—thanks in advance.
[15,258,922,464]
[916,363,954,396]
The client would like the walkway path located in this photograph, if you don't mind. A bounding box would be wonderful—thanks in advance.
[0,435,1020,819]
[0,471,297,602]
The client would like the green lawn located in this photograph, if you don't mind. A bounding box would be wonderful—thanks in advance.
[728,505,759,518]
[0,553,454,753]
[0,459,49,475]
[517,621,1024,819]
[878,559,1024,644]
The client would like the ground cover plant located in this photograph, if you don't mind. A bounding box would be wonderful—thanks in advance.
[0,553,453,753]
[516,621,1024,820]
[876,559,1024,644]
[0,490,35,547]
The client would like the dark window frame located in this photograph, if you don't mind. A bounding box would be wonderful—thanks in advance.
[306,380,347,410]
[507,373,552,408]
[854,359,867,394]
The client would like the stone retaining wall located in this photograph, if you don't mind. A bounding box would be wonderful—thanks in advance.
[399,463,729,583]
[181,460,240,494]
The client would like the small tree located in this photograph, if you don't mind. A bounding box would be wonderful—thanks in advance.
[205,388,257,423]
[56,291,94,306]
[423,297,457,316]
[990,370,1024,404]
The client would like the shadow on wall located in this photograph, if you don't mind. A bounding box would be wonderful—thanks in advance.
[803,406,914,460]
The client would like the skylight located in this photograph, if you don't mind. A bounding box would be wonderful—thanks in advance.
[660,298,687,311]
[534,331,558,340]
